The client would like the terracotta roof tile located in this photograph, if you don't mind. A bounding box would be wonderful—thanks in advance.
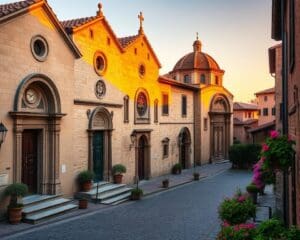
[255,87,275,96]
[248,120,275,133]
[118,35,139,48]
[233,118,258,126]
[233,102,258,111]
[60,16,97,33]
[0,0,39,18]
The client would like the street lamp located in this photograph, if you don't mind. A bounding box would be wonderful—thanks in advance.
[0,122,8,149]
[129,131,136,150]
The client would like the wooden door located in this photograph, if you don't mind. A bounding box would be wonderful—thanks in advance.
[138,137,146,180]
[213,126,224,159]
[22,130,38,193]
[93,131,104,181]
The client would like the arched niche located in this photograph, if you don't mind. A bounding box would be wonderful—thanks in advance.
[88,107,113,182]
[9,73,64,195]
[209,94,232,162]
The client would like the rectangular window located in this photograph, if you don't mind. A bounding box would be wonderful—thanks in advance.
[123,96,129,123]
[263,108,268,116]
[264,96,268,102]
[258,109,261,116]
[162,94,169,115]
[154,99,158,123]
[182,95,187,117]
[162,138,170,158]
[248,112,251,118]
[272,107,276,116]
[204,118,208,131]
[245,112,247,118]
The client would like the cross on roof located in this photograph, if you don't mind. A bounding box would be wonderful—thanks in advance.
[138,11,144,34]
[196,32,199,40]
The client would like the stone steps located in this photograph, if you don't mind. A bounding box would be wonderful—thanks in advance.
[23,204,77,224]
[75,181,132,205]
[22,195,77,224]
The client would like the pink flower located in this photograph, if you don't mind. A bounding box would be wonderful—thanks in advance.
[270,130,279,139]
[262,143,269,152]
[237,195,246,202]
[222,221,230,227]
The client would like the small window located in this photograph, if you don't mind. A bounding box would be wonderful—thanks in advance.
[184,75,190,84]
[147,53,150,60]
[182,95,187,117]
[215,76,219,85]
[154,99,158,123]
[93,52,107,76]
[107,37,111,45]
[248,112,251,118]
[272,107,276,116]
[263,108,268,116]
[173,76,177,80]
[139,64,146,77]
[200,74,206,84]
[89,29,94,39]
[264,96,268,102]
[245,112,248,118]
[204,118,208,131]
[162,94,169,115]
[134,48,138,55]
[124,95,129,123]
[258,109,261,116]
[31,35,48,62]
[162,138,170,158]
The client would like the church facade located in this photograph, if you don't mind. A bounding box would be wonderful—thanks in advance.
[0,0,233,215]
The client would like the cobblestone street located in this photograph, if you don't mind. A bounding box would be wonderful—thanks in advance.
[4,169,252,240]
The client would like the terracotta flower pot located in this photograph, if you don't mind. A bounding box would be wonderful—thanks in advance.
[113,174,123,184]
[8,207,23,224]
[249,192,258,204]
[162,180,169,188]
[78,199,88,209]
[81,180,92,192]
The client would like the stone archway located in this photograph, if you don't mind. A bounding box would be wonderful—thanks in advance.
[88,107,113,182]
[133,130,151,181]
[178,127,192,169]
[209,94,231,162]
[10,73,63,195]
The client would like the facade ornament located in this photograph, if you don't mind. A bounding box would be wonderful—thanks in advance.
[97,3,103,17]
[138,11,144,35]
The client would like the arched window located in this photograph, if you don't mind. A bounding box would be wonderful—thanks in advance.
[215,76,219,85]
[183,75,190,84]
[135,89,150,124]
[200,74,206,84]
[123,95,129,123]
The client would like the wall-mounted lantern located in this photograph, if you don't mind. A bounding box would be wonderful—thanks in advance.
[129,131,137,150]
[0,122,8,149]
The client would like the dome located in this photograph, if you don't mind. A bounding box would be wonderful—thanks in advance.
[173,39,221,72]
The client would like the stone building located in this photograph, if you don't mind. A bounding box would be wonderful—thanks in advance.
[0,0,233,218]
[233,102,258,144]
[271,0,300,226]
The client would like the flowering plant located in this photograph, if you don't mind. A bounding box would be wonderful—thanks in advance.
[219,190,256,225]
[217,223,256,240]
[261,131,295,171]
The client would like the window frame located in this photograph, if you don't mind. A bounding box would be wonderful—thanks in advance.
[162,93,169,116]
[181,95,187,117]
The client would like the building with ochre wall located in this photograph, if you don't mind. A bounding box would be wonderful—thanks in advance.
[0,0,233,218]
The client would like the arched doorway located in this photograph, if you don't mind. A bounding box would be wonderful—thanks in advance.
[10,74,63,194]
[133,131,151,181]
[138,135,147,180]
[178,127,192,169]
[88,107,113,182]
[209,94,231,162]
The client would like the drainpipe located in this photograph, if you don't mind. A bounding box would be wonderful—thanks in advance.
[281,0,289,226]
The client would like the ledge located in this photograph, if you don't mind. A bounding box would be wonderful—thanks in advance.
[74,99,123,108]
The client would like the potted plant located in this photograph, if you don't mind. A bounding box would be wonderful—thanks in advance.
[162,179,169,188]
[78,197,88,209]
[4,183,28,224]
[217,223,256,240]
[246,183,259,204]
[131,188,143,200]
[219,191,256,225]
[193,172,200,181]
[77,170,94,192]
[172,163,182,175]
[112,164,126,184]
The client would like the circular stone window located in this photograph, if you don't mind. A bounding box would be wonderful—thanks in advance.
[31,36,48,62]
[139,64,146,77]
[94,52,107,76]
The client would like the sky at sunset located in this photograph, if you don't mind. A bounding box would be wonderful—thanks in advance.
[1,0,278,102]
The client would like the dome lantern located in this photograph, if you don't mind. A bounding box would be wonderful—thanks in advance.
[193,32,202,52]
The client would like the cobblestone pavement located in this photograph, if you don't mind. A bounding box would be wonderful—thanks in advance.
[3,169,252,240]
